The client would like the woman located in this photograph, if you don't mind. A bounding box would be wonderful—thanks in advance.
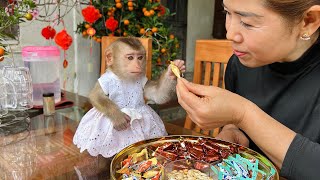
[176,0,320,179]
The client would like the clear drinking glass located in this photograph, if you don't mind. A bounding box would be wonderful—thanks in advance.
[0,75,17,117]
[2,66,33,110]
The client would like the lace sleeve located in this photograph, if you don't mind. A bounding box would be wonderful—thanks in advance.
[98,72,113,95]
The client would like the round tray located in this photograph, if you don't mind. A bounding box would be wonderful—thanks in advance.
[110,135,279,180]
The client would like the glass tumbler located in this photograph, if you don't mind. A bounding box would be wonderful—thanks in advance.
[0,75,17,117]
[2,66,33,110]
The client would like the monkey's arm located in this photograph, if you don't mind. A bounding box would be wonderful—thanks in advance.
[89,82,130,131]
[144,59,185,104]
[144,68,177,104]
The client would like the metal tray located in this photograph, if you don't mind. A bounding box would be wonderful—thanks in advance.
[110,135,279,180]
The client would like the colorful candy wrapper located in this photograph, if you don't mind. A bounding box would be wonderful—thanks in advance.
[170,61,181,78]
[211,154,276,180]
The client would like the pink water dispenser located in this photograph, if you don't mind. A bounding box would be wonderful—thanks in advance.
[22,46,61,106]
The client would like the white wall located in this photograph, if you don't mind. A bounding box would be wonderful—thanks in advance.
[17,4,100,97]
[186,0,215,72]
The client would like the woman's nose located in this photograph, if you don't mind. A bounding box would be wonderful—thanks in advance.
[226,19,243,43]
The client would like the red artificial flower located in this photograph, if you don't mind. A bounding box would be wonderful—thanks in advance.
[105,17,118,32]
[55,30,73,50]
[6,0,17,15]
[41,26,56,40]
[8,0,17,4]
[82,5,101,23]
[158,5,166,16]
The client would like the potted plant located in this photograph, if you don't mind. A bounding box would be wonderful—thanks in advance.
[0,0,37,61]
[76,0,180,78]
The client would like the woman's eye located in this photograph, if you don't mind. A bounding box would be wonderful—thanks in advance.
[222,9,230,16]
[138,56,144,60]
[127,56,134,60]
[240,21,253,28]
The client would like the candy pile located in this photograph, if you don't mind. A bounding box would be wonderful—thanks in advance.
[211,154,276,180]
[115,137,276,180]
[150,137,240,163]
[117,148,166,180]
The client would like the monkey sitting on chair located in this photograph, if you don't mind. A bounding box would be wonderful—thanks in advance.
[73,37,185,158]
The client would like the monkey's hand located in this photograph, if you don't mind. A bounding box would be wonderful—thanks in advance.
[167,59,186,80]
[111,112,131,131]
[144,60,185,104]
[89,82,131,131]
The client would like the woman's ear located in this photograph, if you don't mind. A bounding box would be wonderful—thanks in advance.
[105,48,113,66]
[301,5,320,37]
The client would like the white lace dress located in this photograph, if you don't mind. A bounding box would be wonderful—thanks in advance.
[73,70,167,158]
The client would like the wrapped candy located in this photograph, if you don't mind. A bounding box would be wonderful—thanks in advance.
[211,154,276,180]
[142,170,159,178]
[170,61,181,78]
[132,149,148,164]
[117,148,166,180]
[114,137,277,180]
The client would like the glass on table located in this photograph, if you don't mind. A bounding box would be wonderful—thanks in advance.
[0,75,17,117]
[2,66,33,110]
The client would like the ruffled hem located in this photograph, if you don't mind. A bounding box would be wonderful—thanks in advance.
[73,107,167,158]
[74,131,167,158]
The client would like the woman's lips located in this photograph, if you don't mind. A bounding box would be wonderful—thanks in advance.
[233,50,247,57]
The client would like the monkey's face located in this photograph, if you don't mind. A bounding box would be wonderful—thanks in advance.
[113,45,146,81]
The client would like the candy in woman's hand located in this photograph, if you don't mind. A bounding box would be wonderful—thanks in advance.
[170,61,181,78]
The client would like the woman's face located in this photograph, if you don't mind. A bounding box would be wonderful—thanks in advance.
[224,0,305,67]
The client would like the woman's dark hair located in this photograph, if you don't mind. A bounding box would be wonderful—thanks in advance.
[264,0,320,24]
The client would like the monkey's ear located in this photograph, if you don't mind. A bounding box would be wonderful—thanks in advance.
[105,48,113,66]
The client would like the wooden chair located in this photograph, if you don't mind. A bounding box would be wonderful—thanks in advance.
[184,39,233,137]
[100,36,152,79]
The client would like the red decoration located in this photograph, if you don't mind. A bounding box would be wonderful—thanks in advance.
[8,0,17,4]
[63,59,68,68]
[158,5,166,16]
[105,17,118,32]
[82,5,101,23]
[55,30,72,50]
[41,26,56,40]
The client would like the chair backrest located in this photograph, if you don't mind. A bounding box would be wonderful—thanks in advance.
[184,39,233,137]
[100,36,152,79]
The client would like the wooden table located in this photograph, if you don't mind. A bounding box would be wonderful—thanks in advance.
[0,91,201,179]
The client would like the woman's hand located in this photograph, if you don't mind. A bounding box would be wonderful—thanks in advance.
[167,59,186,80]
[176,78,249,130]
[216,124,249,147]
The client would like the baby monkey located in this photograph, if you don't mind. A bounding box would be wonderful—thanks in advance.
[73,37,185,157]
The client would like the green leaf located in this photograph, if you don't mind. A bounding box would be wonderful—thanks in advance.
[151,3,160,8]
